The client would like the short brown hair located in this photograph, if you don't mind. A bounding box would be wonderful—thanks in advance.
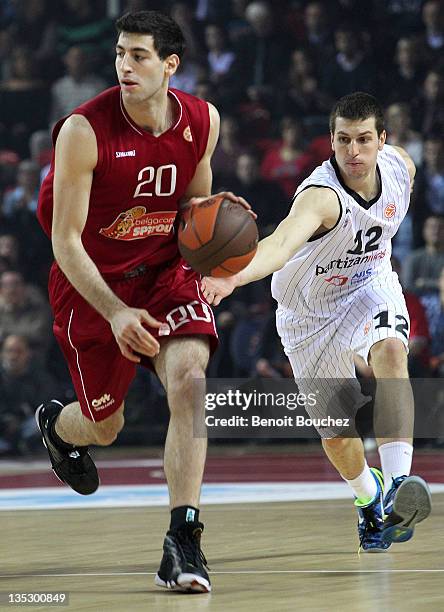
[116,10,186,60]
[330,92,385,135]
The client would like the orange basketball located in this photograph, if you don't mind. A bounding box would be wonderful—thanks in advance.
[178,196,258,277]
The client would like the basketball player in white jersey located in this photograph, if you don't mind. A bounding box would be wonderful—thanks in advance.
[202,92,432,551]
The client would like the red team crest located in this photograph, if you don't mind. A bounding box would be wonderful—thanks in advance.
[99,206,177,240]
[384,203,396,219]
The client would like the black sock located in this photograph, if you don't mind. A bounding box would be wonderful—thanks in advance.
[49,418,75,450]
[170,506,200,531]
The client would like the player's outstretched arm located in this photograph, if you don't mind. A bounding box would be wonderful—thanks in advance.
[201,187,340,305]
[52,115,165,361]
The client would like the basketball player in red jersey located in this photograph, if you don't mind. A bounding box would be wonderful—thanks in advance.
[36,11,252,594]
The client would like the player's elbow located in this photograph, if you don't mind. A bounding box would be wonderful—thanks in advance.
[52,233,83,266]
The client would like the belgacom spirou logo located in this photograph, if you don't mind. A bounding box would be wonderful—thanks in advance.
[99,206,177,241]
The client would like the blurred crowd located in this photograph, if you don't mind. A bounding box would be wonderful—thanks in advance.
[0,0,443,453]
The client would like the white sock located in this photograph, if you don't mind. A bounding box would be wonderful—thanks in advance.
[343,462,377,504]
[378,441,413,492]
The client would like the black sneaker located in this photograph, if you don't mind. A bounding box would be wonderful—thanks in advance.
[35,400,99,495]
[155,521,211,593]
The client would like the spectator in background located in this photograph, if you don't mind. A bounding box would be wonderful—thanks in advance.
[322,25,377,99]
[428,268,444,376]
[0,25,14,81]
[169,56,208,95]
[50,45,107,125]
[392,256,431,377]
[0,46,50,156]
[412,69,444,135]
[170,2,205,62]
[226,0,251,44]
[232,2,290,107]
[420,0,444,62]
[29,130,53,183]
[212,114,246,186]
[261,117,314,199]
[0,234,20,271]
[300,1,335,66]
[194,79,219,105]
[386,37,425,105]
[0,270,52,360]
[375,0,423,39]
[411,136,444,245]
[403,214,444,295]
[278,47,331,119]
[1,157,52,286]
[2,159,40,217]
[57,0,114,58]
[254,312,292,379]
[385,102,423,167]
[204,22,236,100]
[0,334,59,454]
[229,151,288,235]
[7,0,57,77]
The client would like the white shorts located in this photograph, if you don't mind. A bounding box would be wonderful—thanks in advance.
[275,273,409,436]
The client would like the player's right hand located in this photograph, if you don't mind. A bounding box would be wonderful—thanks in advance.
[109,307,168,362]
[201,275,238,306]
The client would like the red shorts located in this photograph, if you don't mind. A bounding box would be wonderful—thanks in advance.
[48,256,218,422]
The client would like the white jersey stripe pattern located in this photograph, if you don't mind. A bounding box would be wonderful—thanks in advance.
[272,145,411,436]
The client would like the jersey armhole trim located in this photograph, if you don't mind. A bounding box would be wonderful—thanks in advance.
[292,184,343,242]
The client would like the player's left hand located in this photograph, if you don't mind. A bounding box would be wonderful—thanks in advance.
[201,274,238,306]
[182,191,257,220]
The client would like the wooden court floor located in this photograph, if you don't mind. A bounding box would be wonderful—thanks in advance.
[2,495,443,612]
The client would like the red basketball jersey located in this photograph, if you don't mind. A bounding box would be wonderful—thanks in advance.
[38,86,210,275]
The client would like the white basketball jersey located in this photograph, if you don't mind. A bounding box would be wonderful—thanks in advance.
[271,144,410,315]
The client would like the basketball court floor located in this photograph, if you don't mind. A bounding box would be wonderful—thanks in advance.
[1,446,443,611]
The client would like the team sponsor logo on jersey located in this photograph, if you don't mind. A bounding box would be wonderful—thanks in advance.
[92,393,115,410]
[325,275,348,286]
[351,269,373,284]
[183,126,192,142]
[315,250,386,276]
[116,149,136,158]
[99,206,176,241]
[384,203,396,219]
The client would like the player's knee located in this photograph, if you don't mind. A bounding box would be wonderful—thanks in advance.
[168,365,206,405]
[92,405,125,445]
[370,338,407,372]
[322,437,351,452]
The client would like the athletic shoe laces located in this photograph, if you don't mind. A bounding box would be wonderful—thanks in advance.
[176,528,209,570]
[358,500,383,550]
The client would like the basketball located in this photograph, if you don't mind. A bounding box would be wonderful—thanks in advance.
[178,195,259,277]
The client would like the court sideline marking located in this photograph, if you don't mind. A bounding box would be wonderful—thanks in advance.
[1,569,444,578]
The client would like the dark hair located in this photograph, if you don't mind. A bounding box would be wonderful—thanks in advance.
[329,92,385,136]
[115,11,186,60]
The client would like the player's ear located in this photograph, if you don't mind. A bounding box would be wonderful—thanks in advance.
[330,132,335,152]
[378,129,386,150]
[165,54,179,77]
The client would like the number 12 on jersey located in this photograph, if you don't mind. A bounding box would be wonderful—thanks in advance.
[374,310,409,339]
